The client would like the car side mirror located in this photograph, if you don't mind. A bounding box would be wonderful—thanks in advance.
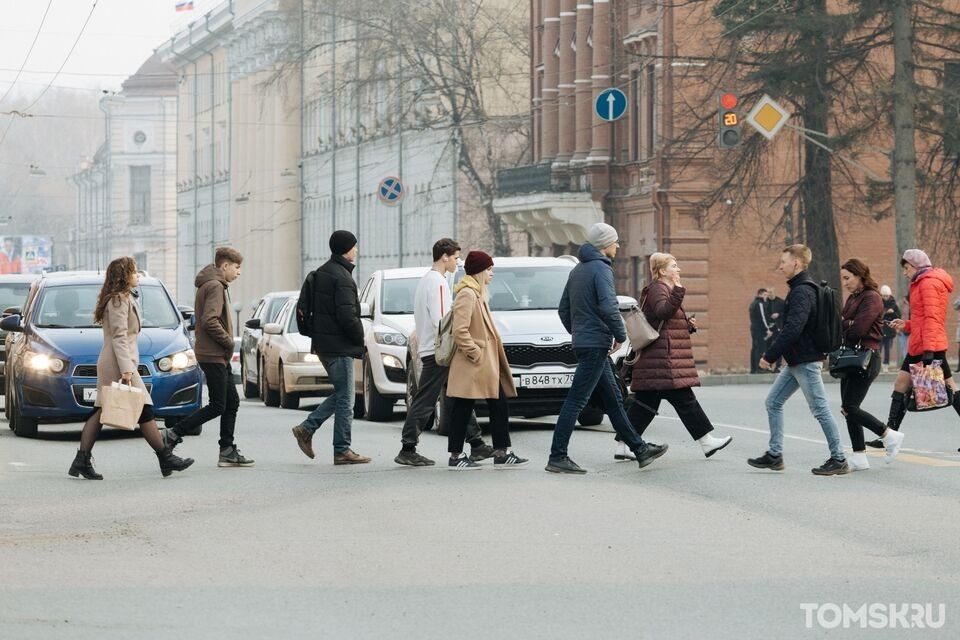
[0,314,23,333]
[617,295,638,312]
[245,318,261,330]
[3,306,21,318]
[360,302,372,319]
[263,322,282,335]
[186,314,196,331]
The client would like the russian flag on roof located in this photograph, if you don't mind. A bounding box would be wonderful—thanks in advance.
[175,1,194,11]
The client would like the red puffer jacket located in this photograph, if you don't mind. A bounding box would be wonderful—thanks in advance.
[905,267,955,355]
[630,280,700,391]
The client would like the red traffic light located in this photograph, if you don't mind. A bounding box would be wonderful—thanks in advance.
[720,93,738,110]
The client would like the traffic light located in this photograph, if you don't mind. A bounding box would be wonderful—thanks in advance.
[718,92,742,148]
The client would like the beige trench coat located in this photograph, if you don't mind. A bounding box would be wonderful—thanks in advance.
[94,293,152,407]
[446,286,517,400]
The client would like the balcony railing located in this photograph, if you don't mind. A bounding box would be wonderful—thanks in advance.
[496,164,555,197]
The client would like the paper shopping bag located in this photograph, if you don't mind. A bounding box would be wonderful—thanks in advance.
[99,381,146,430]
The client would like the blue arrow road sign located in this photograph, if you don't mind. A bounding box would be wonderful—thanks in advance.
[595,88,627,122]
[378,176,404,205]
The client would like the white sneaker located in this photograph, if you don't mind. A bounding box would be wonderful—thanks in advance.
[614,442,635,461]
[882,430,905,462]
[847,451,870,471]
[700,434,733,458]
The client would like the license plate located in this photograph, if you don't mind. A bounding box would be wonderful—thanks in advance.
[519,374,574,389]
[83,388,97,402]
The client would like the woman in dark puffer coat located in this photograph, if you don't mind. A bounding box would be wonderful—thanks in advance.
[625,253,732,458]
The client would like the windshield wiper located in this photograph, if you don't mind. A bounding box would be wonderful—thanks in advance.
[36,324,72,328]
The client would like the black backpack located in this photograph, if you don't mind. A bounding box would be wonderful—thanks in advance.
[295,271,315,336]
[804,280,842,354]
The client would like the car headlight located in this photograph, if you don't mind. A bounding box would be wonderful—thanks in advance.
[302,353,320,363]
[25,350,66,374]
[381,354,404,369]
[156,349,197,372]
[374,331,407,346]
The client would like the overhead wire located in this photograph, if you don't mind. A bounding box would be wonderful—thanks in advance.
[0,0,56,107]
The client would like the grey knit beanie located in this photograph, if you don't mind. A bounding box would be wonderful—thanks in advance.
[587,223,618,249]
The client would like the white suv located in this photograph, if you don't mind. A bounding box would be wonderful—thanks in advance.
[354,267,430,421]
[406,256,631,433]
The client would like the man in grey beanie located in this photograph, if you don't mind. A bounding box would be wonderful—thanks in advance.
[546,222,666,474]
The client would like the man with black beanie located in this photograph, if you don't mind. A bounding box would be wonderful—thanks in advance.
[291,230,371,465]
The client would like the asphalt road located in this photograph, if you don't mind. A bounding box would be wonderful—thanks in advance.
[2,382,959,639]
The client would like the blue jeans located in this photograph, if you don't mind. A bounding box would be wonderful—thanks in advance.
[302,355,355,454]
[764,361,844,460]
[550,348,646,460]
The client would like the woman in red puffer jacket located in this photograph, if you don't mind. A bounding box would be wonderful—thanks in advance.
[882,249,960,439]
[621,253,732,459]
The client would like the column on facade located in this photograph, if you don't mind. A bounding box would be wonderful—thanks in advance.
[572,1,593,164]
[588,0,611,162]
[532,0,543,163]
[555,0,576,165]
[541,0,560,164]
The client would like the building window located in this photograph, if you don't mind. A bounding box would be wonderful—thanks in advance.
[134,252,147,273]
[130,166,151,225]
[944,61,960,157]
[645,65,656,159]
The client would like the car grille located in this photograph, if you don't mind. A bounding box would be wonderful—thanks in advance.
[74,364,151,378]
[503,344,576,368]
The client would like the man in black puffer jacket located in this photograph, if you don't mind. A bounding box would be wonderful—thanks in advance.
[291,230,371,465]
[748,244,847,476]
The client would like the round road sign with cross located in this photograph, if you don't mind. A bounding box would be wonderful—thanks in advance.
[378,176,404,206]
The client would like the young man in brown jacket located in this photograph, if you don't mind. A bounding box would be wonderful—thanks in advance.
[164,247,253,467]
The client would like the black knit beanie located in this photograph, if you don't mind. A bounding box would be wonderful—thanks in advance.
[329,230,358,255]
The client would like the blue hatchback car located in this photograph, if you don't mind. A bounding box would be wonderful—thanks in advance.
[1,272,203,437]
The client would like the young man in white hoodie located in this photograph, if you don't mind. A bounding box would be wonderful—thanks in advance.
[394,238,493,466]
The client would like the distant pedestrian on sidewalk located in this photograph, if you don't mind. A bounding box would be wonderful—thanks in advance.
[394,238,494,466]
[837,259,902,471]
[879,285,901,372]
[546,223,666,474]
[292,231,372,465]
[445,251,528,468]
[749,288,770,373]
[69,257,194,479]
[625,253,733,459]
[164,247,253,468]
[747,244,848,476]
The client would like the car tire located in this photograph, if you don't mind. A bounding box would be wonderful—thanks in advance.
[363,356,394,422]
[262,358,280,407]
[241,358,258,399]
[5,375,11,426]
[577,405,604,427]
[434,394,448,436]
[279,362,299,410]
[10,382,38,438]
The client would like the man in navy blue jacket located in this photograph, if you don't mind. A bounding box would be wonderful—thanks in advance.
[546,223,666,474]
[748,244,848,476]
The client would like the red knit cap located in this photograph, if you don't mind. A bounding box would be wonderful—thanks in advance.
[463,250,494,275]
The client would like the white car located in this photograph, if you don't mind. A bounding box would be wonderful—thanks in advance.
[354,266,430,421]
[240,290,299,398]
[230,336,241,383]
[258,297,334,409]
[406,256,632,434]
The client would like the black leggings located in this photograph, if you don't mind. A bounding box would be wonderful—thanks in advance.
[448,386,511,454]
[840,352,886,451]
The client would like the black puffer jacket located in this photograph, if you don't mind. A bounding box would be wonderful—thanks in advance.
[762,271,824,366]
[298,254,364,359]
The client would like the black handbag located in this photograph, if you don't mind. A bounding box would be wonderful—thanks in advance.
[828,345,872,379]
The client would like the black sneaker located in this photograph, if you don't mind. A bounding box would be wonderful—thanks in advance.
[865,438,885,449]
[747,452,785,470]
[468,443,495,462]
[394,450,435,466]
[448,453,481,469]
[635,443,668,468]
[218,445,255,467]
[812,457,849,476]
[545,456,586,474]
[493,450,529,468]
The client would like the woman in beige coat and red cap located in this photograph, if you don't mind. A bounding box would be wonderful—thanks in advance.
[445,251,529,468]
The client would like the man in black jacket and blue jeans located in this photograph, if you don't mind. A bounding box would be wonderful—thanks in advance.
[291,230,371,465]
[748,244,847,475]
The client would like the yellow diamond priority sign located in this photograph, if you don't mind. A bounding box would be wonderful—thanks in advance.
[745,95,791,140]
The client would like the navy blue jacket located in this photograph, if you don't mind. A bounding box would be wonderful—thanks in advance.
[762,271,824,366]
[558,243,626,349]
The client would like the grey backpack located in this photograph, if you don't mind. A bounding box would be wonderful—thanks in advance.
[434,309,457,366]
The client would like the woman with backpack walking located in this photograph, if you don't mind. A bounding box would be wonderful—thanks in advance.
[838,259,903,470]
[445,251,528,468]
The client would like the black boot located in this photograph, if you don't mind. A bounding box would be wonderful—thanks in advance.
[68,449,103,480]
[156,447,194,478]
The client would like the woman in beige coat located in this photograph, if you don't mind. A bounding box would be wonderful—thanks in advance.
[68,257,194,479]
[446,251,528,468]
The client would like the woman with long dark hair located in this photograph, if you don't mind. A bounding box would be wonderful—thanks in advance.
[68,257,194,479]
[838,258,902,470]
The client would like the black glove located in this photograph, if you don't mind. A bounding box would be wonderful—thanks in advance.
[922,351,934,366]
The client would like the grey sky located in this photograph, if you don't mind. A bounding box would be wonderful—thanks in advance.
[0,0,214,103]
